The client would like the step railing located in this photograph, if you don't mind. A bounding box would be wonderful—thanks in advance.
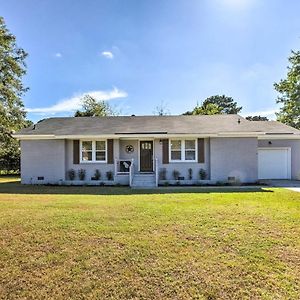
[155,158,158,187]
[129,159,134,187]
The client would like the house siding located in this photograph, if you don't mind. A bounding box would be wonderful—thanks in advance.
[20,136,300,185]
[154,138,210,180]
[65,139,117,181]
[210,137,258,183]
[20,140,66,184]
[258,139,300,180]
[119,140,139,172]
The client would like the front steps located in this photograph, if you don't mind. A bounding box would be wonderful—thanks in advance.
[131,173,156,188]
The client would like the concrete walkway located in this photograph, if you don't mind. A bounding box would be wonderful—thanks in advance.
[260,180,300,192]
[286,187,300,192]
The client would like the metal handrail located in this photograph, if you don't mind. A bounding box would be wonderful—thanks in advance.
[155,158,158,187]
[129,158,134,187]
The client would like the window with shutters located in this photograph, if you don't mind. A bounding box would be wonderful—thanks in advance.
[170,139,197,162]
[170,140,182,160]
[185,140,196,161]
[96,141,106,161]
[80,140,107,163]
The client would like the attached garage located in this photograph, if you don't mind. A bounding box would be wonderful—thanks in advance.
[258,148,291,179]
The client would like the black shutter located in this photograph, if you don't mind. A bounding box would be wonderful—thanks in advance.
[107,139,114,164]
[162,139,169,164]
[197,138,205,163]
[73,140,80,164]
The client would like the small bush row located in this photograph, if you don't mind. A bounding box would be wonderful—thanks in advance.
[67,169,113,181]
[159,168,207,180]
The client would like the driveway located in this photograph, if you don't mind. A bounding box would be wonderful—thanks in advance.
[260,180,300,192]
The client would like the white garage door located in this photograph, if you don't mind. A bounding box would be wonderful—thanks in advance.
[258,148,291,179]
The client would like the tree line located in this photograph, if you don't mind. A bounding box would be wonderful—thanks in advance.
[1,16,300,173]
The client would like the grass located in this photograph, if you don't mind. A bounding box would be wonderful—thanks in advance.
[0,177,299,299]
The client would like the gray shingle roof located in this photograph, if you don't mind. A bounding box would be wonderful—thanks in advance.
[15,115,300,136]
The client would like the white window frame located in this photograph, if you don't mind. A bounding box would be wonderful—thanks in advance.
[169,139,198,162]
[80,140,107,163]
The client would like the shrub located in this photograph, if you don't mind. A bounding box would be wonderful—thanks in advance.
[67,169,76,181]
[163,181,169,186]
[94,169,101,180]
[78,169,86,181]
[172,169,180,180]
[106,170,113,181]
[188,168,193,180]
[199,168,207,180]
[159,168,167,180]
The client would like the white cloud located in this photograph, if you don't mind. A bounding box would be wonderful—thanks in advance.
[26,88,127,114]
[101,51,114,59]
[55,53,62,58]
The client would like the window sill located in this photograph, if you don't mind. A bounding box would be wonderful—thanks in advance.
[80,161,107,164]
[170,160,198,163]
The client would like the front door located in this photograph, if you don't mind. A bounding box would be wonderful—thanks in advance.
[140,141,153,172]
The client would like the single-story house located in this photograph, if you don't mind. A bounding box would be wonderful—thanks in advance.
[14,114,300,187]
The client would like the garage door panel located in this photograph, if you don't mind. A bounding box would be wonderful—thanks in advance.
[258,148,290,179]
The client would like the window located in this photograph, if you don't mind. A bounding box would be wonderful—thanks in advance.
[96,141,106,161]
[81,141,93,161]
[170,140,182,160]
[185,140,196,161]
[80,140,107,163]
[170,139,197,162]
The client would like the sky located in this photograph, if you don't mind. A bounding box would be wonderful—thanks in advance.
[1,0,300,122]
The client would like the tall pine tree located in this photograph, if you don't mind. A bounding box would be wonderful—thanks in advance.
[274,50,300,129]
[0,17,29,172]
[183,95,242,115]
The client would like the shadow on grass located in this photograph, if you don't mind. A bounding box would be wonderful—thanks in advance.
[0,180,273,195]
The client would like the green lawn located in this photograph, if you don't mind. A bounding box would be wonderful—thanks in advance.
[0,177,299,299]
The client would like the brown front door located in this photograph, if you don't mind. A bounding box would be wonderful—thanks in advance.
[140,141,153,172]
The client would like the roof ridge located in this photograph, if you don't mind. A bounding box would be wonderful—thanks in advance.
[39,114,242,121]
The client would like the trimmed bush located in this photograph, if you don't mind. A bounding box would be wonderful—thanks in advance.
[94,169,101,180]
[199,168,207,180]
[78,169,86,181]
[172,169,180,180]
[67,169,76,181]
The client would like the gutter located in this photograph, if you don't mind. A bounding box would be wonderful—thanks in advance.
[13,132,300,140]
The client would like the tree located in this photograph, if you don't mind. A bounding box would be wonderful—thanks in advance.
[183,102,222,115]
[246,115,269,121]
[74,95,119,117]
[153,100,170,116]
[183,95,242,115]
[0,17,29,173]
[274,50,300,129]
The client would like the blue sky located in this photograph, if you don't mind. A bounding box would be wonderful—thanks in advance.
[1,0,300,122]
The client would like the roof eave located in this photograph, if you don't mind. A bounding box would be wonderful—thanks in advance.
[13,132,300,140]
[12,134,56,140]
